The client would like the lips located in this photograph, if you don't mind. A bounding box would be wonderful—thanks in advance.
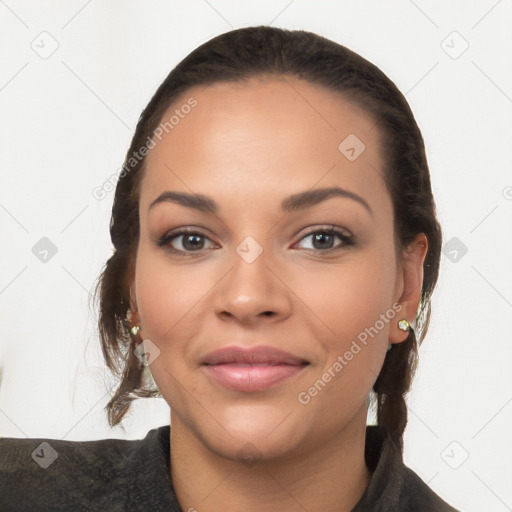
[201,346,309,392]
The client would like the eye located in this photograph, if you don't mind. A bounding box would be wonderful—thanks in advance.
[156,229,216,253]
[295,227,354,252]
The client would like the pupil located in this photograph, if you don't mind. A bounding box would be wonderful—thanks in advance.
[314,232,333,249]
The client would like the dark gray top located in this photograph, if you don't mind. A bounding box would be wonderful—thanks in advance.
[0,424,459,511]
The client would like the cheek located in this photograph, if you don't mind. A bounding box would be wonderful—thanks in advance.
[304,251,398,344]
[134,244,208,342]
[300,249,398,399]
[293,271,393,420]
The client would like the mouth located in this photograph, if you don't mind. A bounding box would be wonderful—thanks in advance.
[200,346,310,392]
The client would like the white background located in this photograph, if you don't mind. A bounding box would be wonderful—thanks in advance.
[1,1,511,511]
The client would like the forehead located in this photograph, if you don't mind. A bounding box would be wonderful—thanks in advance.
[140,77,389,217]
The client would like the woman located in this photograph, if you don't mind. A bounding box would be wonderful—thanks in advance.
[0,26,459,511]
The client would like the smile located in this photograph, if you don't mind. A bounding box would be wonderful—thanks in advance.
[200,345,310,392]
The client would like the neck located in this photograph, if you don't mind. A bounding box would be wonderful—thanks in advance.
[169,406,371,512]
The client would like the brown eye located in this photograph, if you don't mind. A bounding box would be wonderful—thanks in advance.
[311,232,337,250]
[296,228,354,252]
[156,230,215,253]
[175,233,207,251]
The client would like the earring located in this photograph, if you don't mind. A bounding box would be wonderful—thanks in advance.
[126,310,141,338]
[398,319,411,332]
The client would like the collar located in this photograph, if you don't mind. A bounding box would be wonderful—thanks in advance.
[124,424,402,512]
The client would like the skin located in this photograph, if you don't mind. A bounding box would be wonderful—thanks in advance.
[128,76,428,511]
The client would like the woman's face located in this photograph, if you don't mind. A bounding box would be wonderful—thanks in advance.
[130,77,419,461]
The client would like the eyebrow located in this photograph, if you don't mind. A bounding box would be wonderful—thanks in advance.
[148,186,373,216]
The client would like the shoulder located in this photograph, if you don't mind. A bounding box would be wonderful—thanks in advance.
[0,425,173,512]
[400,465,460,512]
[357,426,460,512]
[0,433,133,511]
[0,430,139,479]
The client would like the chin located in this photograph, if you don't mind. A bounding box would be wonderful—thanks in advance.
[199,405,305,462]
[215,432,300,465]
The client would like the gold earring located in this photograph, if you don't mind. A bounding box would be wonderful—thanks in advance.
[398,319,411,332]
[126,310,141,337]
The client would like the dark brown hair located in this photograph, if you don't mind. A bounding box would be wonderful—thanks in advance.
[92,26,442,452]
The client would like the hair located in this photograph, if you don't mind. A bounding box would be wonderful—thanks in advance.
[92,26,442,453]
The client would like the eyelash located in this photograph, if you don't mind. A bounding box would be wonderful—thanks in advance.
[156,226,355,256]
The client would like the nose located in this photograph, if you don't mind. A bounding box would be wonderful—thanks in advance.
[214,243,292,325]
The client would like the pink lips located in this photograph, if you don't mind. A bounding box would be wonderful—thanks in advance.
[201,346,309,392]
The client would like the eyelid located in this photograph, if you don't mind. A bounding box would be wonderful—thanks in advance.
[295,224,352,239]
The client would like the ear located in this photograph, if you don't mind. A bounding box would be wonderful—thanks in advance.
[389,233,428,344]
